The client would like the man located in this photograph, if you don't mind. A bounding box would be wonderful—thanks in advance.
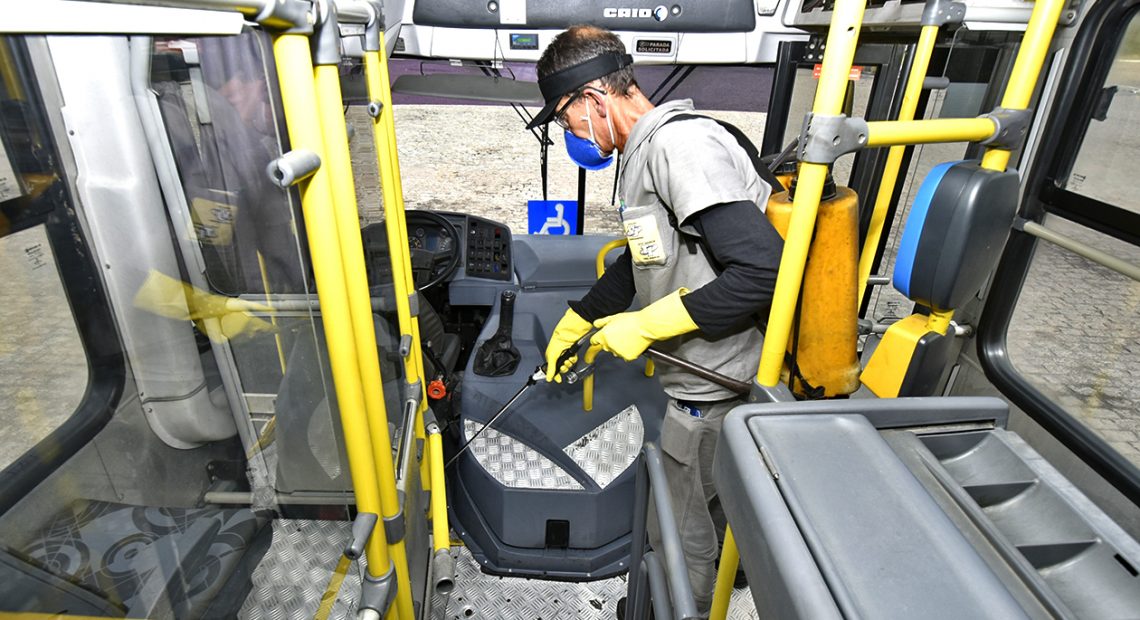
[528,25,784,615]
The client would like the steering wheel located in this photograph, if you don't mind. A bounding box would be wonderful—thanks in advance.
[405,210,462,291]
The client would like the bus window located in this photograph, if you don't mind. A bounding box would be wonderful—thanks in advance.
[1064,18,1140,214]
[0,225,89,470]
[1004,13,1140,469]
[0,35,91,471]
[1007,218,1139,467]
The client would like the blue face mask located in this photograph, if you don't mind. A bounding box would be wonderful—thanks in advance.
[564,130,614,170]
[562,92,616,170]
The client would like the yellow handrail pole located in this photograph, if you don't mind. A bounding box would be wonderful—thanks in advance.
[595,238,628,278]
[363,52,423,390]
[981,0,1066,172]
[756,0,867,388]
[864,118,996,147]
[372,31,437,488]
[428,429,449,551]
[312,15,413,617]
[709,527,740,620]
[730,1,868,617]
[271,31,390,577]
[857,25,939,303]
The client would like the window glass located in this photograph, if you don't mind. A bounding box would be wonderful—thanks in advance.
[0,35,90,470]
[1007,216,1140,467]
[0,225,88,469]
[1064,17,1140,213]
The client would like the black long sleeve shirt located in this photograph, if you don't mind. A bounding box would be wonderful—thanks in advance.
[569,200,783,338]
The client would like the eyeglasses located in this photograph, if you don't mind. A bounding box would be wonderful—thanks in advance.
[552,90,584,130]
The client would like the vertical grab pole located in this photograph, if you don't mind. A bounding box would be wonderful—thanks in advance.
[756,0,868,389]
[312,5,412,619]
[719,1,869,617]
[271,28,391,582]
[980,0,1066,172]
[857,22,939,304]
[361,28,431,488]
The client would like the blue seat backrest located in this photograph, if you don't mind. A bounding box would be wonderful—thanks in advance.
[892,161,1021,310]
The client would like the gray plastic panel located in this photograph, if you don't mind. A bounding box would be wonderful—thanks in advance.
[412,0,757,33]
[452,276,667,578]
[920,430,1140,618]
[715,404,1029,619]
[392,74,542,104]
[513,234,623,289]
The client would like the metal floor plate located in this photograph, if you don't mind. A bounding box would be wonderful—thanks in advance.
[242,520,759,619]
[431,545,759,620]
[240,519,362,620]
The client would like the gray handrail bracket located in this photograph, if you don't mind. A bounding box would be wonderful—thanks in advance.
[797,113,869,165]
[360,561,398,615]
[344,512,379,560]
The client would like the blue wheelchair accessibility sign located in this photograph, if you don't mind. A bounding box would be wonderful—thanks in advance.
[528,200,579,235]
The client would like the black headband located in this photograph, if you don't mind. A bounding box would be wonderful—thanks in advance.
[538,52,634,101]
[527,53,634,129]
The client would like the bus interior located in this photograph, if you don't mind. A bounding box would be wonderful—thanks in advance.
[0,0,1138,618]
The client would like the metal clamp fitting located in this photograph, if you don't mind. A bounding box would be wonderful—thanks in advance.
[921,0,966,27]
[407,293,420,317]
[406,380,423,411]
[312,0,342,66]
[267,149,321,188]
[399,334,412,357]
[367,100,384,118]
[254,0,314,34]
[797,113,869,165]
[364,0,384,52]
[382,490,406,543]
[748,379,796,404]
[980,107,1031,149]
[344,512,378,560]
[360,561,398,614]
[423,407,440,432]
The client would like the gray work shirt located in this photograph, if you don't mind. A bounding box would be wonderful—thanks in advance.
[617,99,771,401]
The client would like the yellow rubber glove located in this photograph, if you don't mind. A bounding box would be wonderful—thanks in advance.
[544,308,594,383]
[589,288,698,361]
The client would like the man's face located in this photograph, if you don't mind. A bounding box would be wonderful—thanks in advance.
[553,87,613,152]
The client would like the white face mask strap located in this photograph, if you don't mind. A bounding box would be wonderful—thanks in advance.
[581,90,616,155]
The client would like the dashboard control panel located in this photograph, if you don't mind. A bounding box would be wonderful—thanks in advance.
[464,216,512,281]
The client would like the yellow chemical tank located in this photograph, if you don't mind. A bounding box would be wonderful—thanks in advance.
[765,173,861,397]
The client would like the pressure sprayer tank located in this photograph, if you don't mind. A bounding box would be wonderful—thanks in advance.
[765,173,861,397]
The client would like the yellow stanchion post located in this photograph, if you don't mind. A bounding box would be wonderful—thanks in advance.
[312,6,412,617]
[756,0,867,388]
[373,30,438,500]
[271,30,390,580]
[857,24,939,303]
[981,0,1066,172]
[730,0,868,616]
[709,528,739,620]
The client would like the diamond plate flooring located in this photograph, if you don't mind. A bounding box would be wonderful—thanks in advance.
[431,545,759,620]
[240,519,362,620]
[242,520,758,619]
